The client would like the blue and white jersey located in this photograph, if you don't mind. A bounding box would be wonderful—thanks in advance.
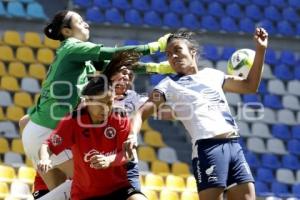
[154,68,238,144]
[114,90,148,115]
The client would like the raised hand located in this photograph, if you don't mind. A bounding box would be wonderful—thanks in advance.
[254,27,268,49]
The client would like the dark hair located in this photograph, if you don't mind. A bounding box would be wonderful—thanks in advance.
[167,31,199,51]
[44,10,73,41]
[102,51,141,83]
[81,75,109,96]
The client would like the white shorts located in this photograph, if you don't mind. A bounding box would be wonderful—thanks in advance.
[22,120,72,168]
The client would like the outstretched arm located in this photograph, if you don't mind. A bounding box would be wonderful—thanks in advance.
[223,27,268,94]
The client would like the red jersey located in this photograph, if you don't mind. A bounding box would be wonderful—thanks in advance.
[46,108,131,200]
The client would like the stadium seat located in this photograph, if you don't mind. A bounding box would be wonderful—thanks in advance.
[0,61,6,76]
[144,130,166,148]
[278,109,296,125]
[9,180,32,199]
[255,181,270,196]
[282,154,300,170]
[242,94,261,108]
[28,63,46,80]
[158,147,178,164]
[138,146,157,162]
[6,106,25,122]
[282,7,299,23]
[180,191,198,200]
[271,181,289,197]
[280,50,296,66]
[274,64,294,81]
[226,93,241,106]
[13,92,33,108]
[221,46,236,60]
[295,67,300,80]
[264,6,281,22]
[0,165,16,183]
[21,77,41,93]
[160,190,180,200]
[277,20,294,36]
[0,182,9,199]
[0,2,7,17]
[225,3,242,19]
[171,162,190,177]
[245,5,263,21]
[86,7,104,24]
[247,137,267,154]
[200,59,214,68]
[142,189,158,200]
[262,64,274,79]
[266,138,288,155]
[0,45,15,62]
[258,20,276,35]
[169,0,187,14]
[271,124,291,140]
[132,0,149,11]
[3,31,22,47]
[112,0,130,10]
[188,0,205,16]
[220,17,239,33]
[267,79,286,95]
[93,0,111,9]
[0,121,19,139]
[124,9,143,25]
[0,107,4,121]
[263,94,283,110]
[265,48,278,65]
[105,8,124,24]
[151,160,170,175]
[163,12,181,28]
[26,2,47,20]
[16,46,35,63]
[261,154,281,169]
[292,184,300,198]
[236,121,251,137]
[0,138,10,154]
[4,152,24,167]
[8,62,27,78]
[244,151,260,168]
[260,108,276,124]
[256,167,275,183]
[258,79,268,94]
[44,36,60,49]
[17,166,36,184]
[291,125,300,139]
[201,16,220,31]
[138,160,149,173]
[0,90,13,107]
[25,157,33,167]
[1,76,20,92]
[251,122,272,139]
[73,0,92,8]
[202,44,220,61]
[252,0,269,6]
[144,173,164,190]
[287,139,300,155]
[270,0,285,8]
[11,139,25,155]
[208,2,225,18]
[239,17,255,33]
[7,1,26,18]
[165,175,185,192]
[150,0,169,13]
[182,14,200,30]
[37,48,54,65]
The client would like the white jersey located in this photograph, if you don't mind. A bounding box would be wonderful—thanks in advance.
[114,90,148,115]
[154,68,238,144]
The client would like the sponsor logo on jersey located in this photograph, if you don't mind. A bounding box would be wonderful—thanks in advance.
[50,134,62,146]
[104,127,116,139]
[84,149,100,162]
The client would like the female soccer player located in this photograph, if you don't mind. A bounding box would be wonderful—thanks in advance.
[125,27,268,200]
[21,9,169,195]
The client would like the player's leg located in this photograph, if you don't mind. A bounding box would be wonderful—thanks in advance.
[37,179,72,200]
[38,168,66,190]
[199,188,224,200]
[226,182,255,200]
[127,193,147,200]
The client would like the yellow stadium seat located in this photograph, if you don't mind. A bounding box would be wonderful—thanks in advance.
[0,165,16,183]
[151,160,170,176]
[0,182,9,199]
[44,36,60,49]
[37,48,54,65]
[141,120,154,132]
[16,46,35,64]
[6,106,24,122]
[28,63,46,80]
[138,146,157,162]
[142,189,158,200]
[144,174,164,191]
[1,76,20,91]
[0,107,5,120]
[181,191,199,200]
[186,176,197,192]
[165,175,185,192]
[17,166,36,184]
[0,61,7,76]
[160,190,180,200]
[14,92,33,108]
[11,139,25,155]
[8,62,27,78]
[171,162,191,177]
[0,45,15,62]
[25,157,33,168]
[0,138,10,154]
[24,32,43,48]
[143,130,166,148]
[3,31,22,46]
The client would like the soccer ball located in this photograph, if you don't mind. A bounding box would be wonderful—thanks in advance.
[227,48,255,78]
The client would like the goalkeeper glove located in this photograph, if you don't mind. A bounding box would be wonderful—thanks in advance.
[145,61,175,74]
[148,33,171,54]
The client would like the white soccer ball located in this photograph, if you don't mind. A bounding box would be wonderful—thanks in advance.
[227,48,255,78]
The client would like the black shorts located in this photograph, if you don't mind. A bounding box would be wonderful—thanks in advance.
[32,189,50,199]
[86,186,144,200]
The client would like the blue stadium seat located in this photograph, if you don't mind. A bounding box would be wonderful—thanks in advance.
[257,20,276,35]
[202,44,220,62]
[261,154,281,169]
[93,0,111,9]
[282,154,300,170]
[271,124,291,140]
[225,3,243,19]
[201,16,220,31]
[105,8,123,24]
[169,0,187,14]
[244,151,260,168]
[245,5,263,21]
[282,7,299,23]
[86,7,104,23]
[255,181,271,196]
[256,168,275,183]
[19,0,35,3]
[27,2,47,20]
[7,1,26,18]
[296,23,300,36]
[112,0,130,10]
[182,14,200,30]
[73,0,92,8]
[287,139,300,155]
[253,0,269,6]
[295,67,300,80]
[288,0,300,9]
[235,0,251,5]
[239,18,255,33]
[243,94,261,108]
[270,0,286,8]
[132,0,149,11]
[263,94,283,110]
[217,0,233,3]
[271,181,290,198]
[220,17,239,33]
[274,64,294,81]
[0,2,7,17]
[264,6,281,22]
[150,0,168,13]
[125,9,142,25]
[280,50,296,66]
[208,2,225,18]
[143,11,162,27]
[277,20,295,36]
[163,12,181,28]
[291,125,300,140]
[188,0,205,16]
[221,46,236,60]
[258,79,268,94]
[292,184,300,197]
[265,48,277,65]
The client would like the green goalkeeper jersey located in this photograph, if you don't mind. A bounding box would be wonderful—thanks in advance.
[30,37,150,129]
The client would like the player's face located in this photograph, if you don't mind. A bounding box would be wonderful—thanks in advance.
[166,39,197,75]
[110,66,131,95]
[63,11,90,41]
[86,91,114,123]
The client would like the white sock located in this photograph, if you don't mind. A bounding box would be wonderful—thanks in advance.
[37,180,72,200]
